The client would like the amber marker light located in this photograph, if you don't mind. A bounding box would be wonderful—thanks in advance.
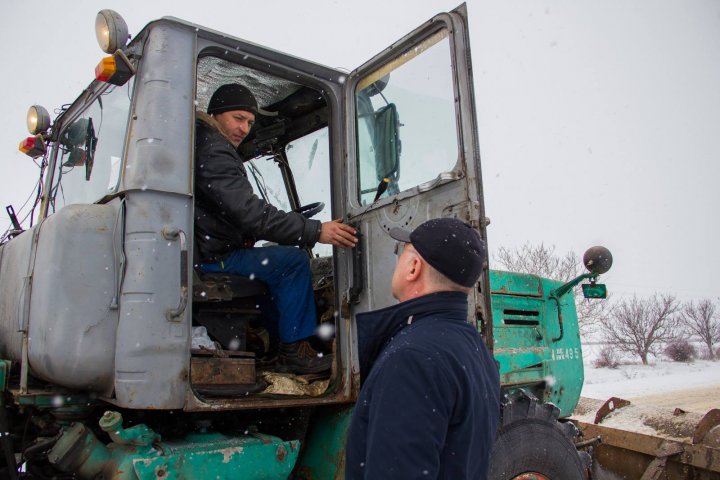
[95,51,134,86]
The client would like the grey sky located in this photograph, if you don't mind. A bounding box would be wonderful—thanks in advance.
[2,0,718,302]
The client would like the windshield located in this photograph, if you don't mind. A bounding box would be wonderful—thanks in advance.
[49,80,133,213]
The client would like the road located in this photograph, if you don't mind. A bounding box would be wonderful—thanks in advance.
[629,385,719,414]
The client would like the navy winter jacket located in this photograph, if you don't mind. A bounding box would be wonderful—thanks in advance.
[346,291,501,479]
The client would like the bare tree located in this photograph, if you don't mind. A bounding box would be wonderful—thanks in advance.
[681,299,719,359]
[493,243,611,334]
[602,294,680,364]
[494,243,578,281]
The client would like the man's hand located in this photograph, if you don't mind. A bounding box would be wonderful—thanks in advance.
[319,219,358,248]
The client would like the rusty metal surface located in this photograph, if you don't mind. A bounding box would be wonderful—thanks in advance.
[594,396,631,424]
[577,421,720,477]
[694,409,720,446]
[190,353,256,385]
[638,441,686,480]
[573,398,720,478]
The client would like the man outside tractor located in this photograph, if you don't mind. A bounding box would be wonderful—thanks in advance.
[346,218,501,479]
[194,83,357,374]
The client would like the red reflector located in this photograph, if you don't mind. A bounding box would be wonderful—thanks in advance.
[18,136,46,158]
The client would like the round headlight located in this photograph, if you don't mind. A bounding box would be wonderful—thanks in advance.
[95,9,128,54]
[27,105,51,135]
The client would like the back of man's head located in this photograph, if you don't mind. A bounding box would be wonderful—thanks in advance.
[390,218,486,297]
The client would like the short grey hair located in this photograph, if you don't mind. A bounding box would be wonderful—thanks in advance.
[423,256,472,294]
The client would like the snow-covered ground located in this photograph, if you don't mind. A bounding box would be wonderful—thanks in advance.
[579,343,720,410]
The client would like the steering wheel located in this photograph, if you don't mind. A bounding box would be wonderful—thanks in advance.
[293,201,325,218]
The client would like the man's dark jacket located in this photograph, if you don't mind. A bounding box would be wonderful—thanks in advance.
[194,112,321,263]
[346,291,500,480]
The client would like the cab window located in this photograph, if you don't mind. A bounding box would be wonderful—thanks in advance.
[355,29,458,205]
[49,81,133,213]
[197,56,332,257]
[245,127,332,257]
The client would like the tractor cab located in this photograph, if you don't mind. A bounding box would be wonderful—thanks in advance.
[5,4,487,417]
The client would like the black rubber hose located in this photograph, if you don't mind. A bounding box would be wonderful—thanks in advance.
[22,436,58,460]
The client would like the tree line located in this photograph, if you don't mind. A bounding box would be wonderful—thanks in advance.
[493,243,719,364]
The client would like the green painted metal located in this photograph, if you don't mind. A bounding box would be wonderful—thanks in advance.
[582,282,607,299]
[99,410,159,447]
[548,272,597,300]
[489,270,584,417]
[489,270,544,297]
[132,433,300,480]
[49,411,300,479]
[294,405,354,479]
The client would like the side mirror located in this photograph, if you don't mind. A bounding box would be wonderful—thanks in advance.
[373,102,401,184]
[60,118,98,180]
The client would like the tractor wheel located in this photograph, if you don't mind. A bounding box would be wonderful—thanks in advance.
[488,390,590,480]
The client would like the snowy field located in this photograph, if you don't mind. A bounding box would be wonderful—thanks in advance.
[579,343,720,413]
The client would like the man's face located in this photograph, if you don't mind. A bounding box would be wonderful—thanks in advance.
[213,109,256,147]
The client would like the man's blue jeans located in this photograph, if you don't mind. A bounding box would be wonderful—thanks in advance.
[200,246,317,343]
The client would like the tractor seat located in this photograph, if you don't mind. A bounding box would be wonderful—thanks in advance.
[193,271,269,302]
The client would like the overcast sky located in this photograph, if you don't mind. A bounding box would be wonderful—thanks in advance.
[2,0,719,303]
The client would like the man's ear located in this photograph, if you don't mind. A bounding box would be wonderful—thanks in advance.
[406,255,422,282]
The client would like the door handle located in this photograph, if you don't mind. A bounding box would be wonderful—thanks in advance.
[348,226,363,303]
[161,227,188,322]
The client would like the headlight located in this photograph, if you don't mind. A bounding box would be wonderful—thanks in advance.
[95,9,128,53]
[27,105,50,135]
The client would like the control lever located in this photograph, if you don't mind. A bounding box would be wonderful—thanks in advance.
[372,178,389,203]
[6,205,23,238]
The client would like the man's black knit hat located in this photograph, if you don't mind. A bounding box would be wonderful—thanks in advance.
[390,218,486,288]
[207,84,258,115]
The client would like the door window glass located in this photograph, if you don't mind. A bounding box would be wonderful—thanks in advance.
[355,29,458,205]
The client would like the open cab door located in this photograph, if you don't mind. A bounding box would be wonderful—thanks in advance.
[343,4,491,340]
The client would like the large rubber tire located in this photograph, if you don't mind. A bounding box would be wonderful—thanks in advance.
[488,390,590,480]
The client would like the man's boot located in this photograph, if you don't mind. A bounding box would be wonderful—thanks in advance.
[278,340,333,374]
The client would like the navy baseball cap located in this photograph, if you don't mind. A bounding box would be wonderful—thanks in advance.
[390,218,485,288]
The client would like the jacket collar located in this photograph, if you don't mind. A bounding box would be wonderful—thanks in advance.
[196,110,236,147]
[355,291,468,381]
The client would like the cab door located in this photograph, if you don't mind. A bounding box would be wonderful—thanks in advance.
[343,5,491,331]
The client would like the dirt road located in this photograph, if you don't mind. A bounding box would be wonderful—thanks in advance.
[628,385,719,414]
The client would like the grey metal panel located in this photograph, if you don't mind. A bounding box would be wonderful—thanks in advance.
[0,228,36,361]
[114,191,191,409]
[122,22,195,196]
[27,203,121,392]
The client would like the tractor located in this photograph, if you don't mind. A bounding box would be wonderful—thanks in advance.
[2,5,716,479]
